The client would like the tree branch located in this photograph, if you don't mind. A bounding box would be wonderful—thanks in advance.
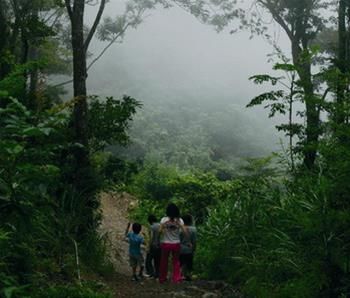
[321,87,331,102]
[52,78,73,88]
[43,8,63,24]
[53,4,147,89]
[258,0,294,41]
[84,0,106,53]
[87,23,130,72]
[317,87,331,115]
[65,0,73,21]
[52,22,131,89]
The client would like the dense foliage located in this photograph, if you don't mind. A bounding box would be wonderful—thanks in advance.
[0,79,138,296]
[129,149,350,296]
[0,0,145,294]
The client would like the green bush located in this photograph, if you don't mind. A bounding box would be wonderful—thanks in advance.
[195,165,350,297]
[129,157,350,296]
[80,231,115,277]
[0,97,114,292]
[128,162,239,223]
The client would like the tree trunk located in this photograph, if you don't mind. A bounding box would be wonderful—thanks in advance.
[291,42,319,169]
[28,13,40,111]
[264,0,320,169]
[28,55,39,110]
[0,0,11,80]
[71,3,91,205]
[71,0,88,150]
[303,76,319,169]
[336,0,348,125]
[289,76,295,170]
[66,0,95,231]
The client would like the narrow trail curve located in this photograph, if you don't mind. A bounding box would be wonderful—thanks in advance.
[99,192,242,298]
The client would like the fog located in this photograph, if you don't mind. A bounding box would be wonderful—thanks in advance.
[83,1,292,159]
[88,4,289,100]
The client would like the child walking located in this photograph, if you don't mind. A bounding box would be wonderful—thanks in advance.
[125,222,145,281]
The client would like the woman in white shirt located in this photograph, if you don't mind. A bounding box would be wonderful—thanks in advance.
[159,203,186,283]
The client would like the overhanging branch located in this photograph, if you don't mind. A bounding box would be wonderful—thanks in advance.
[52,22,131,88]
[64,0,73,21]
[84,0,106,53]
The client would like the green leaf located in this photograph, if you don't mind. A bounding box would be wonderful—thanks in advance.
[0,196,11,203]
[268,102,287,117]
[273,63,297,72]
[4,286,16,298]
[41,127,53,136]
[5,144,24,155]
[246,90,284,108]
[22,126,51,137]
[0,90,9,98]
[249,74,281,85]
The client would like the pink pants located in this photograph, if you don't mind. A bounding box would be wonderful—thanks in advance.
[159,243,181,283]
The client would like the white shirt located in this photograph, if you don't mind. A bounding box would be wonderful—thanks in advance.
[160,217,184,244]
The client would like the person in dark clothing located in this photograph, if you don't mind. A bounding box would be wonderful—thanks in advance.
[180,214,197,281]
[145,214,161,278]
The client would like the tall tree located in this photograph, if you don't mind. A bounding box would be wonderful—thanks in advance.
[0,0,10,79]
[335,0,350,126]
[62,0,165,227]
[0,0,66,108]
[63,0,169,190]
[251,0,329,169]
[64,0,106,191]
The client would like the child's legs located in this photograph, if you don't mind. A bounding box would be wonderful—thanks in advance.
[137,255,144,276]
[159,243,171,283]
[170,243,181,283]
[153,247,161,277]
[181,253,193,278]
[129,255,137,277]
[187,253,193,272]
[180,253,187,270]
[179,253,185,267]
[145,252,153,275]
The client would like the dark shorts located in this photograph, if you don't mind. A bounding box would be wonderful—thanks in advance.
[129,254,144,268]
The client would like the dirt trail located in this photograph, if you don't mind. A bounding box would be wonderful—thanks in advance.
[99,192,241,298]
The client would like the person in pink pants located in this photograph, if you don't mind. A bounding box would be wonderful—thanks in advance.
[159,203,187,284]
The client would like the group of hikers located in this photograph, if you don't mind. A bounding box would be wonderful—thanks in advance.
[124,203,197,283]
